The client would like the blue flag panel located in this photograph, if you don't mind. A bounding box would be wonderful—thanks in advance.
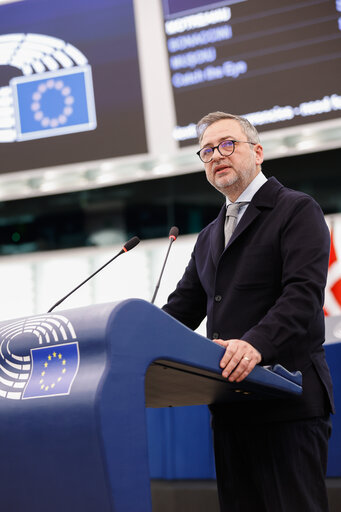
[23,342,79,399]
[11,66,96,141]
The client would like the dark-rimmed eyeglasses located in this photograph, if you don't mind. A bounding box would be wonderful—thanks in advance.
[196,139,256,163]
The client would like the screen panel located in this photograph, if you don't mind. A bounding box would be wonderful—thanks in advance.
[0,0,147,173]
[162,0,341,145]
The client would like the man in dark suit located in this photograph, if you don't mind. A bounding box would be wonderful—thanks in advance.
[163,112,334,511]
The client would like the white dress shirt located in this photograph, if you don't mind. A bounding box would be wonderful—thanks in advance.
[225,171,268,226]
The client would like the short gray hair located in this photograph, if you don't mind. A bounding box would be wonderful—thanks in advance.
[196,111,260,145]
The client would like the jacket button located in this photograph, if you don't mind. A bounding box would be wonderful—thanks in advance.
[214,295,222,302]
[212,332,219,339]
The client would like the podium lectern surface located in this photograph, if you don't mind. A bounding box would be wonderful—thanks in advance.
[0,299,301,512]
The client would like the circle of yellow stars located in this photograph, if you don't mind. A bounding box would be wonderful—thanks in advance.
[40,351,66,392]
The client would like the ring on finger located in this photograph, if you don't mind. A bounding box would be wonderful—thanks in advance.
[243,356,251,361]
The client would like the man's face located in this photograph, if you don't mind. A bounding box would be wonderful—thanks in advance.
[200,119,264,200]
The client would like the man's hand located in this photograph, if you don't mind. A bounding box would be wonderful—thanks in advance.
[213,338,262,382]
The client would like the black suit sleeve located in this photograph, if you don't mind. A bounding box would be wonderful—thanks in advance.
[162,248,207,331]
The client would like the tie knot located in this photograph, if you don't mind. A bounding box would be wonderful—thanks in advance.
[224,201,249,246]
[226,201,249,219]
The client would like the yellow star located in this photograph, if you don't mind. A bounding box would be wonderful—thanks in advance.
[45,386,49,391]
[53,352,57,358]
[62,368,66,374]
[40,379,43,384]
[51,383,55,388]
[44,362,48,368]
[41,384,44,389]
[58,353,62,359]
[48,355,52,360]
[57,377,62,382]
[62,360,66,365]
[41,371,45,376]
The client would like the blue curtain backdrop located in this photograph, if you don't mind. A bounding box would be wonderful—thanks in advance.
[146,405,216,479]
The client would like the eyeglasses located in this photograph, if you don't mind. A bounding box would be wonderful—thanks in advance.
[196,139,256,163]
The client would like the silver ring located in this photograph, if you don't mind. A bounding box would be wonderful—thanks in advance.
[243,356,251,361]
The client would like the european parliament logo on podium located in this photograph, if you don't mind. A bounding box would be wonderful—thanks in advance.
[11,66,96,141]
[0,314,80,400]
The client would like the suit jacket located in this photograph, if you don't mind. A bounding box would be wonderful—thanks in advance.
[163,177,334,423]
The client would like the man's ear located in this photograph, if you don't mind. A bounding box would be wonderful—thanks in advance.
[254,144,264,166]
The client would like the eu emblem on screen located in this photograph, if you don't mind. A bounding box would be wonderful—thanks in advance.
[11,66,97,141]
[23,342,80,399]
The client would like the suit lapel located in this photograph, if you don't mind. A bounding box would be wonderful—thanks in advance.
[227,203,261,247]
[224,177,283,249]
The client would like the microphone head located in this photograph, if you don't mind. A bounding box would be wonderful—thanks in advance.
[123,236,140,252]
[169,226,179,240]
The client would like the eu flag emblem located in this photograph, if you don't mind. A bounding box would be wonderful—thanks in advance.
[11,66,96,141]
[23,342,79,399]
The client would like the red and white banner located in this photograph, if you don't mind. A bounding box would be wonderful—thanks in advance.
[324,228,341,316]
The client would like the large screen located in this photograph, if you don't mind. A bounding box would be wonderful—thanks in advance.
[162,0,341,145]
[0,0,147,174]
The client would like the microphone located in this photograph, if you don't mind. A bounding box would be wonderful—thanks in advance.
[151,226,179,305]
[48,236,140,313]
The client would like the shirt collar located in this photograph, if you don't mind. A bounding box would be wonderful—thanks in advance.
[226,171,267,206]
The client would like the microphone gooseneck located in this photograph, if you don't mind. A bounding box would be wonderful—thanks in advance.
[151,226,179,305]
[48,236,140,313]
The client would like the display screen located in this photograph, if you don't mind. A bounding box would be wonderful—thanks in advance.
[0,0,147,173]
[162,0,341,144]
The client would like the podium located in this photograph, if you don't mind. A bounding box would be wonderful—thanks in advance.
[0,299,301,512]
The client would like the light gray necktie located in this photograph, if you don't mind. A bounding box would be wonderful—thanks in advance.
[224,202,249,246]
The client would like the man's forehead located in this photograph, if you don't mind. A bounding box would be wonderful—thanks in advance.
[201,119,243,146]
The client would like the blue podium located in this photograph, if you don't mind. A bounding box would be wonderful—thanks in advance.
[0,299,302,512]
